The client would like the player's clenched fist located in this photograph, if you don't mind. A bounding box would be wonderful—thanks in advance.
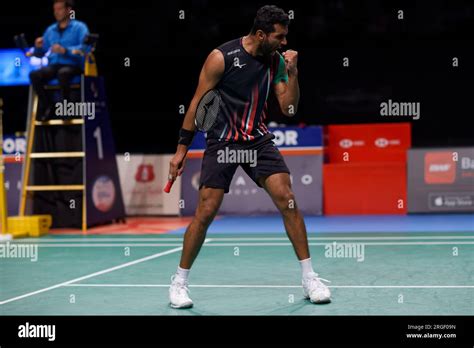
[282,50,298,75]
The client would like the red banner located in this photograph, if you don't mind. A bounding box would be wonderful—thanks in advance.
[325,123,411,163]
[323,162,407,215]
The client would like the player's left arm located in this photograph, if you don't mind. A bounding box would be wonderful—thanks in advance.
[273,50,300,117]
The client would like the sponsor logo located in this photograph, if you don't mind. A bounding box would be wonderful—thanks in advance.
[228,174,314,195]
[272,130,298,146]
[227,49,241,55]
[3,136,26,155]
[338,138,365,149]
[339,139,353,148]
[424,152,455,184]
[374,137,401,148]
[461,157,474,170]
[229,175,259,195]
[134,164,155,183]
[233,57,246,69]
[92,175,116,212]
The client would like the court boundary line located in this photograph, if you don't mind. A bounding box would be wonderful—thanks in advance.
[206,242,474,246]
[63,283,474,289]
[16,241,474,247]
[0,237,203,305]
[13,235,474,243]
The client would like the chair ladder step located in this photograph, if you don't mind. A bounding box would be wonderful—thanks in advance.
[35,119,84,126]
[30,152,85,158]
[26,185,84,191]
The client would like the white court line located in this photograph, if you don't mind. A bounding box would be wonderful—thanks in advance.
[7,243,184,247]
[0,243,188,306]
[205,242,474,246]
[64,283,474,289]
[13,241,474,247]
[15,235,474,243]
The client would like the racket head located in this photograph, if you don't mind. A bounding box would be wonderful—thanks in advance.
[194,89,221,132]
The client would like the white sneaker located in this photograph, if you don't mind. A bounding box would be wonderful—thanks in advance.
[302,272,331,304]
[169,275,193,309]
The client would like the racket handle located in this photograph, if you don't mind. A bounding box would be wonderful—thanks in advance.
[163,179,174,193]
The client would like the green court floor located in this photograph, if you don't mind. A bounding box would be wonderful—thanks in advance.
[1,233,473,315]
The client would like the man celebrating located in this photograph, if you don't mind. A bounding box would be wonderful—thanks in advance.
[29,0,89,119]
[168,5,331,308]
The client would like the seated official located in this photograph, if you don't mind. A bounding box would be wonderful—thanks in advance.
[29,0,89,119]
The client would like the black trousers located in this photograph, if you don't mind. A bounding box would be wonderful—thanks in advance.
[29,64,82,112]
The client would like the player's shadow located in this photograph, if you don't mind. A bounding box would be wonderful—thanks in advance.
[266,298,332,315]
[164,305,219,316]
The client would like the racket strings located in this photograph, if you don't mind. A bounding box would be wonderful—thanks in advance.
[195,90,220,132]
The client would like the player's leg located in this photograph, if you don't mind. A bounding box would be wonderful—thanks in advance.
[169,186,224,309]
[259,172,331,304]
[169,140,236,309]
[258,172,309,259]
[244,136,331,304]
[240,136,310,260]
[180,186,224,269]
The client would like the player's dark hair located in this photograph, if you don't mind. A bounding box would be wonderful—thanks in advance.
[53,0,74,8]
[251,5,289,35]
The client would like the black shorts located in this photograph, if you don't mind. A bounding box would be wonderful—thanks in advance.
[199,133,290,193]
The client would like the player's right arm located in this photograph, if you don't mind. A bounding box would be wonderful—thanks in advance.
[168,49,224,181]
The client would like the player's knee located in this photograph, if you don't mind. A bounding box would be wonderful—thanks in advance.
[276,190,296,213]
[196,200,219,226]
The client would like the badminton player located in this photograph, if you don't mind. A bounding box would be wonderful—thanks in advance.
[168,5,331,308]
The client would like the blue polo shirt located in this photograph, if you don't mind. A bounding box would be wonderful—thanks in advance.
[35,20,90,68]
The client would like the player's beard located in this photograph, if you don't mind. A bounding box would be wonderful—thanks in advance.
[261,40,278,57]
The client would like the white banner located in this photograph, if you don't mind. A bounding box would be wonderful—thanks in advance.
[116,154,180,215]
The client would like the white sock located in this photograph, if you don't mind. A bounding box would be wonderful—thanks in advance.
[299,258,314,278]
[176,266,190,281]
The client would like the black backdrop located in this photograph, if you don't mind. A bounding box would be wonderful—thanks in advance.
[1,0,473,154]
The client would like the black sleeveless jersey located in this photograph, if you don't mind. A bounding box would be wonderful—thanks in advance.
[207,37,288,142]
